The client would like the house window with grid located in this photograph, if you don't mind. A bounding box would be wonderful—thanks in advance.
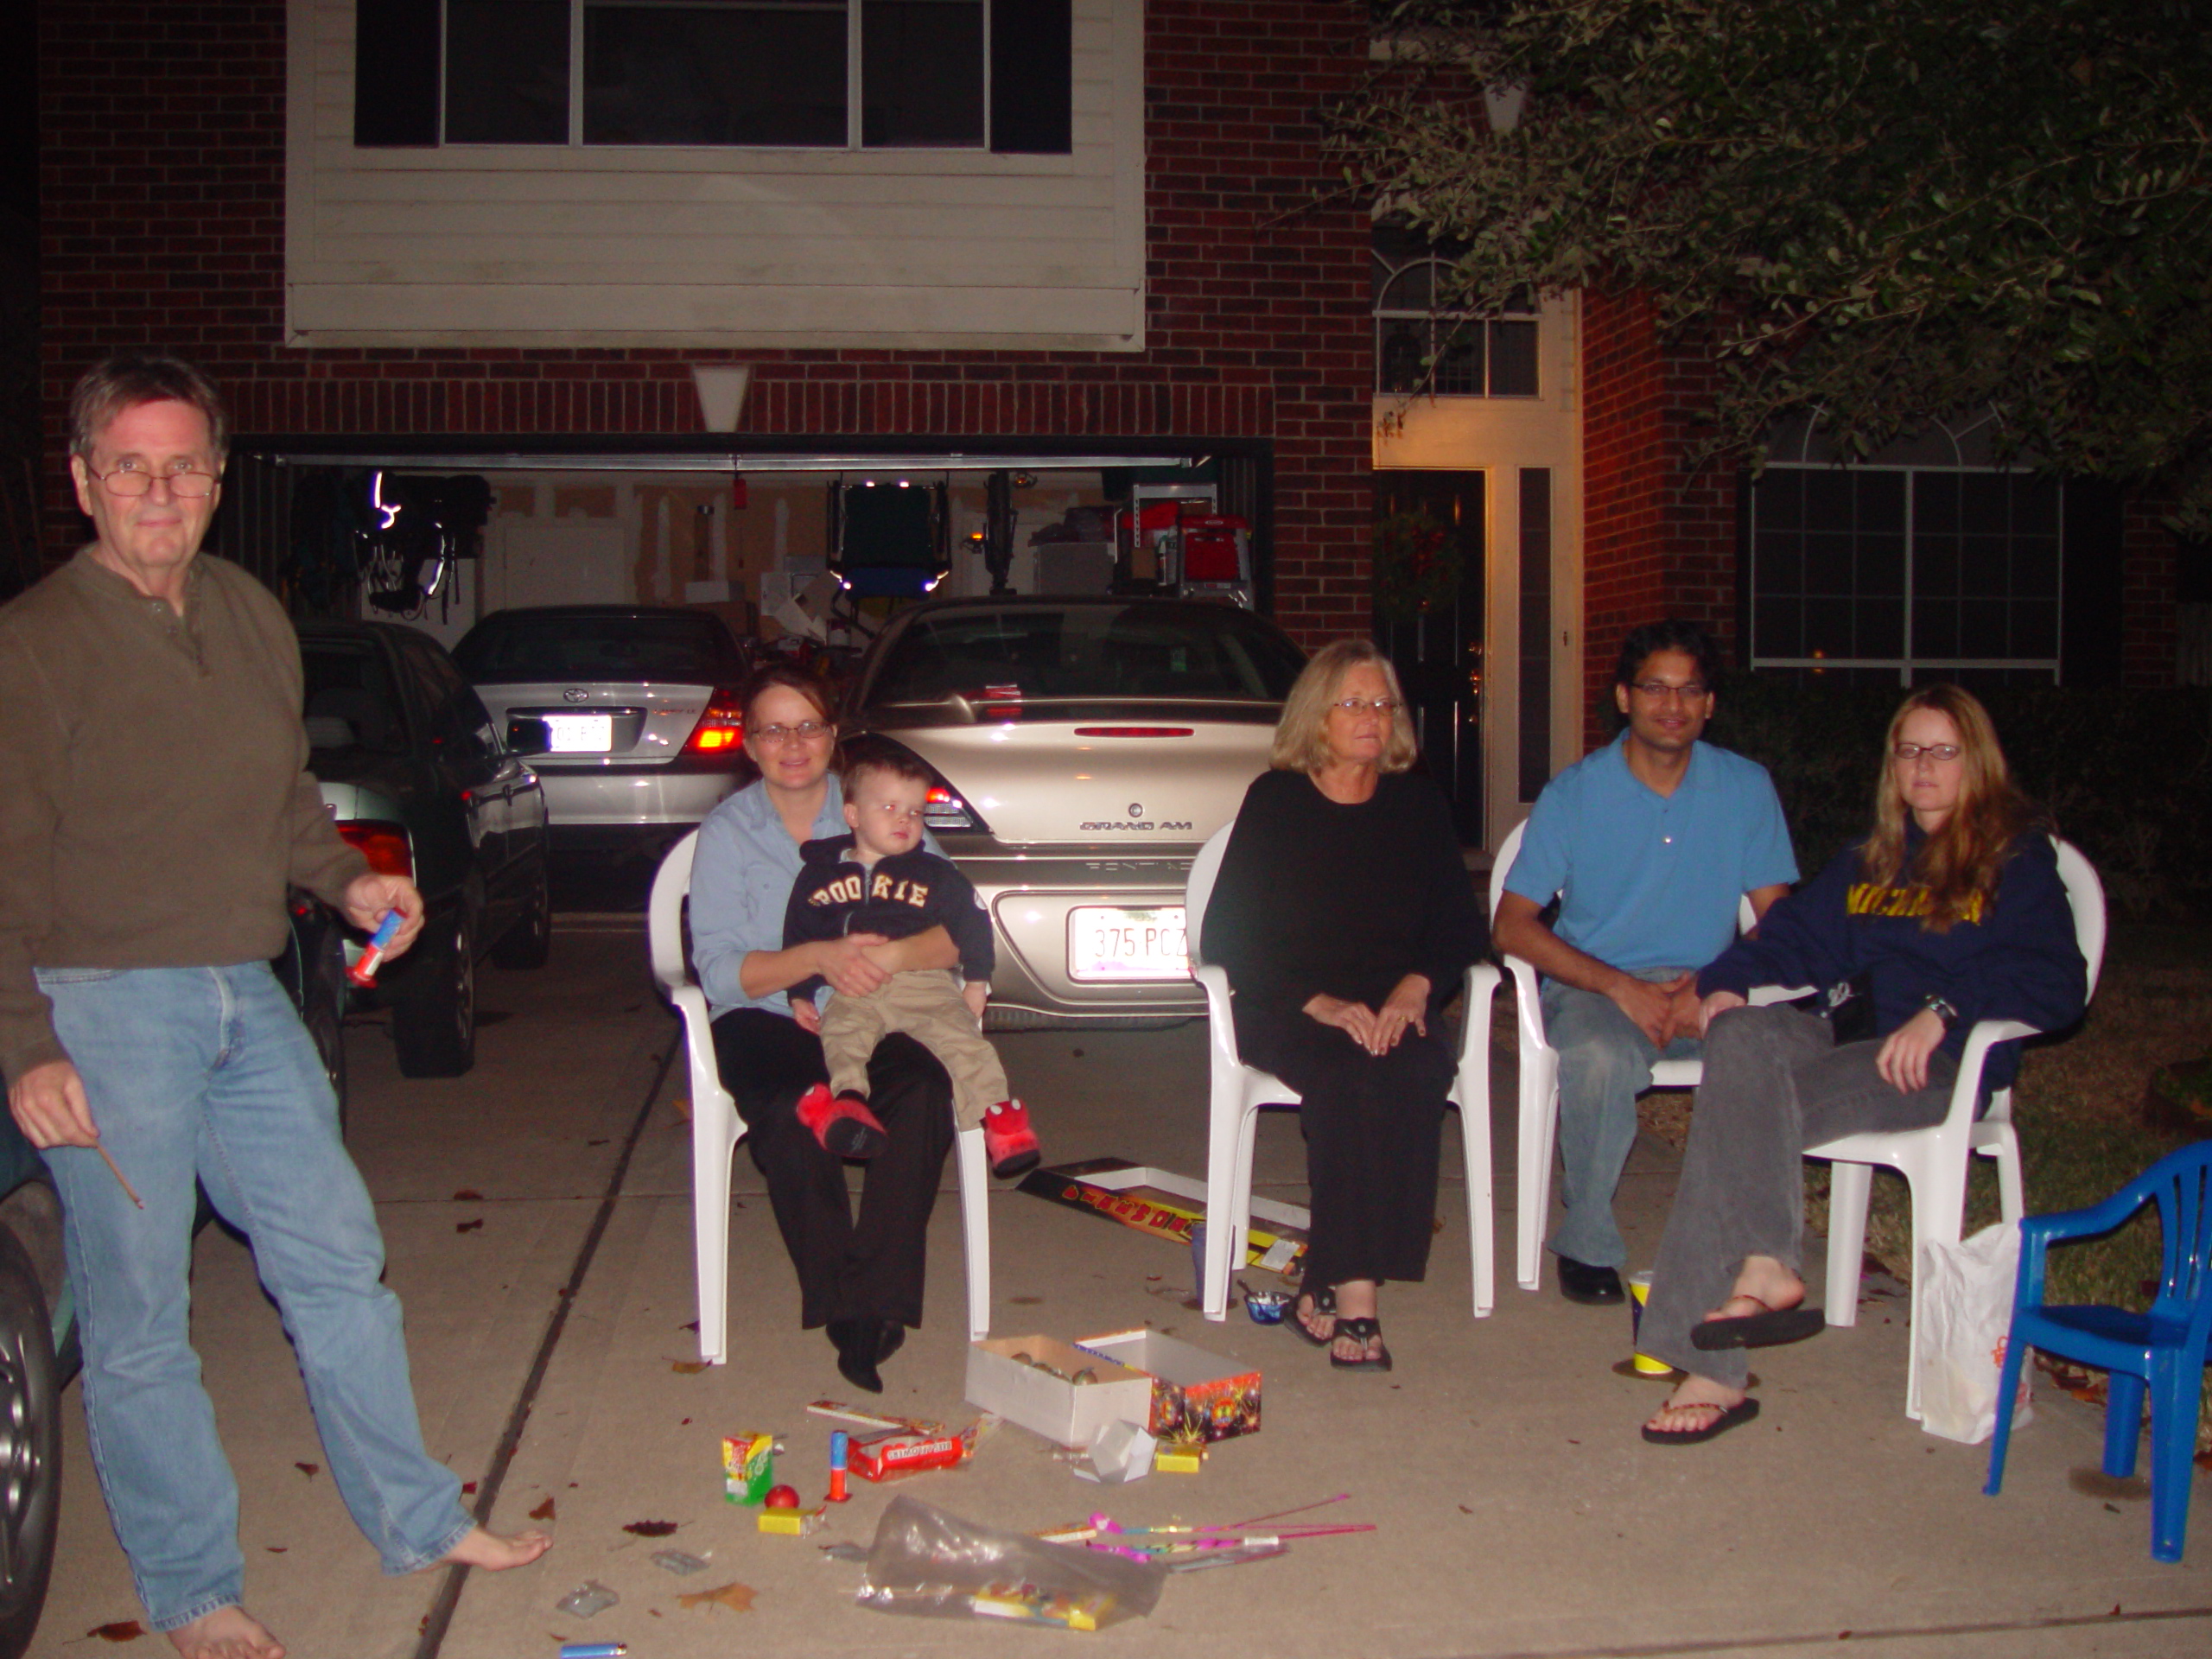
[1746,467,2063,687]
[359,1,1071,153]
[1371,232,1538,397]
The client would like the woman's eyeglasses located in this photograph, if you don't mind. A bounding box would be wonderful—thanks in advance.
[753,721,832,745]
[1891,742,1962,763]
[1330,697,1401,715]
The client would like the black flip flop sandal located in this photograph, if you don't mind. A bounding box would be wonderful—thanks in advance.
[1641,1395,1760,1445]
[1329,1315,1392,1372]
[1287,1285,1336,1347]
[1689,1299,1825,1351]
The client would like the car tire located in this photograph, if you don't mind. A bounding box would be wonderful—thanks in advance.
[490,860,552,971]
[392,906,476,1078]
[0,1227,61,1659]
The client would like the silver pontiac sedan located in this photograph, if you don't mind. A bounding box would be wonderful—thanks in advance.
[842,598,1307,1026]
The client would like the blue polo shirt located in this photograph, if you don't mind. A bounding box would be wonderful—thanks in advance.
[1504,734,1797,974]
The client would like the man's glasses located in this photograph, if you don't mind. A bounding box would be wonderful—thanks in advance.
[1629,680,1709,702]
[753,721,832,745]
[85,460,219,499]
[1892,742,1962,763]
[1330,696,1402,715]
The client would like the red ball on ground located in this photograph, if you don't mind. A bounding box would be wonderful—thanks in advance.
[764,1484,800,1508]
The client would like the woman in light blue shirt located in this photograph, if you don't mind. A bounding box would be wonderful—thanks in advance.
[689,663,957,1393]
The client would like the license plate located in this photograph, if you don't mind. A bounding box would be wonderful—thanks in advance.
[1068,906,1189,982]
[544,713,613,753]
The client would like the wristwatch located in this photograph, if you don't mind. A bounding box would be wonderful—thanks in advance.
[1920,993,1959,1028]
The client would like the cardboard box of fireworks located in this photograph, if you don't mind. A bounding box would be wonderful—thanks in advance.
[968,1329,1260,1447]
[1077,1328,1262,1445]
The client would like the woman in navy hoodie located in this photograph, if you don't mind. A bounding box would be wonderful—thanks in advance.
[1637,684,2087,1445]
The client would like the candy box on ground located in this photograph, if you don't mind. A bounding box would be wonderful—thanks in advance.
[1076,1327,1261,1444]
[721,1431,775,1503]
[965,1336,1154,1448]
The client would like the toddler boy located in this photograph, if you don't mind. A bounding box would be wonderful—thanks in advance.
[782,752,1040,1179]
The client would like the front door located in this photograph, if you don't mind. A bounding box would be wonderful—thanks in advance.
[1374,472,1485,845]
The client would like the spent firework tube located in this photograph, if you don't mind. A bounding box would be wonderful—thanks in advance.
[346,908,405,988]
[559,1647,628,1659]
[827,1430,850,1503]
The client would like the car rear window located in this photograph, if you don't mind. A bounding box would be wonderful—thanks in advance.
[302,642,408,755]
[454,613,749,685]
[868,605,1306,702]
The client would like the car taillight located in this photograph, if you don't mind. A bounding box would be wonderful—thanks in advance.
[924,784,979,832]
[339,822,413,879]
[683,687,747,756]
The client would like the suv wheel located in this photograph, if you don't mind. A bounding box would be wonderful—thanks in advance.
[392,906,476,1078]
[490,861,552,970]
[0,1228,60,1659]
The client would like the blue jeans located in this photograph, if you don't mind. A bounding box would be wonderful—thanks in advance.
[1540,974,1703,1269]
[37,963,470,1630]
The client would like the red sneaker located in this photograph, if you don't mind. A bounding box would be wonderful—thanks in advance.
[796,1084,888,1160]
[982,1098,1040,1179]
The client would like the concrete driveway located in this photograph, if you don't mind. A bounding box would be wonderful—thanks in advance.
[32,919,2212,1657]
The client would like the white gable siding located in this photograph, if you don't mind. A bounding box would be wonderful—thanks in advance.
[285,2,1144,350]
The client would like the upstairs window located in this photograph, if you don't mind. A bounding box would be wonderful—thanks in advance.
[1371,225,1537,397]
[358,0,1071,153]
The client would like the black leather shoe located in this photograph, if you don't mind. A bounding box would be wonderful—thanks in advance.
[827,1318,883,1393]
[876,1319,907,1365]
[1558,1256,1625,1305]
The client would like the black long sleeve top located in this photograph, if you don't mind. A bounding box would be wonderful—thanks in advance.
[1200,768,1481,1037]
[1697,830,2088,1090]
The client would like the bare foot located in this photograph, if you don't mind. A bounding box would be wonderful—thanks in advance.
[1643,1372,1748,1438]
[438,1525,553,1572]
[1700,1254,1804,1326]
[167,1606,284,1659]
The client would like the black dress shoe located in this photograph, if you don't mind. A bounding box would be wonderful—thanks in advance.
[1558,1256,1626,1305]
[875,1319,907,1365]
[827,1318,883,1393]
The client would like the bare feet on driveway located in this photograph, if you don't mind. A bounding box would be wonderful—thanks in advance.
[439,1525,554,1571]
[167,1605,284,1659]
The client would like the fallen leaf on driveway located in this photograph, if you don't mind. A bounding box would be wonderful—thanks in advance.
[531,1497,556,1521]
[295,1463,320,1479]
[88,1622,145,1642]
[457,1220,485,1233]
[671,1360,709,1375]
[454,1189,484,1201]
[677,1582,757,1613]
[624,1520,680,1537]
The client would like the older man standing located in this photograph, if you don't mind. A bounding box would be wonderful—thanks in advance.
[0,356,549,1659]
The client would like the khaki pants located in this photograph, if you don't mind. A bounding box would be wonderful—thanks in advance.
[818,969,1008,1131]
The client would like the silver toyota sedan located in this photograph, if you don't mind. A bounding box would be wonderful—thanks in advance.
[842,597,1307,1026]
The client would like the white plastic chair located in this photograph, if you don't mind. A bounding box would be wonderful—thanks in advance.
[1185,823,1496,1323]
[647,830,995,1365]
[1477,819,1802,1293]
[1808,836,2105,1419]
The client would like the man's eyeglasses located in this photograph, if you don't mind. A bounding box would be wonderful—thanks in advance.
[1330,696,1402,715]
[85,460,219,499]
[1630,680,1709,702]
[1892,742,1962,763]
[753,721,832,745]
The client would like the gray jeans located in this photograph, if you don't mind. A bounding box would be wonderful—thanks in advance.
[1641,1003,1957,1387]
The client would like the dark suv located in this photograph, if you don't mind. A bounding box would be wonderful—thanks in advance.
[300,622,552,1077]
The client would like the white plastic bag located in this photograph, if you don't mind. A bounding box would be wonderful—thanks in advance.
[1915,1220,2033,1444]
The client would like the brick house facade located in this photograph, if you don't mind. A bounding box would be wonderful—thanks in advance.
[36,0,2188,833]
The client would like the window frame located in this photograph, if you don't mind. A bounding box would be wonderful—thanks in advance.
[1745,463,2066,686]
[1371,253,1540,399]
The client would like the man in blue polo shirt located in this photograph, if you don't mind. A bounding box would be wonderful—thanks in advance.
[1496,620,1797,1304]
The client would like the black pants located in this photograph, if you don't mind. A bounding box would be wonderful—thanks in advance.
[709,1007,955,1331]
[1238,1008,1454,1292]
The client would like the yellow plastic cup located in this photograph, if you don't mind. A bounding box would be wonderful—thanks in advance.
[1626,1270,1672,1376]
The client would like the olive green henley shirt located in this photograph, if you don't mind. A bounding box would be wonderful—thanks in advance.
[0,548,368,1080]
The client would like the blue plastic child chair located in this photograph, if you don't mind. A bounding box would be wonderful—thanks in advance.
[1984,1141,2212,1563]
